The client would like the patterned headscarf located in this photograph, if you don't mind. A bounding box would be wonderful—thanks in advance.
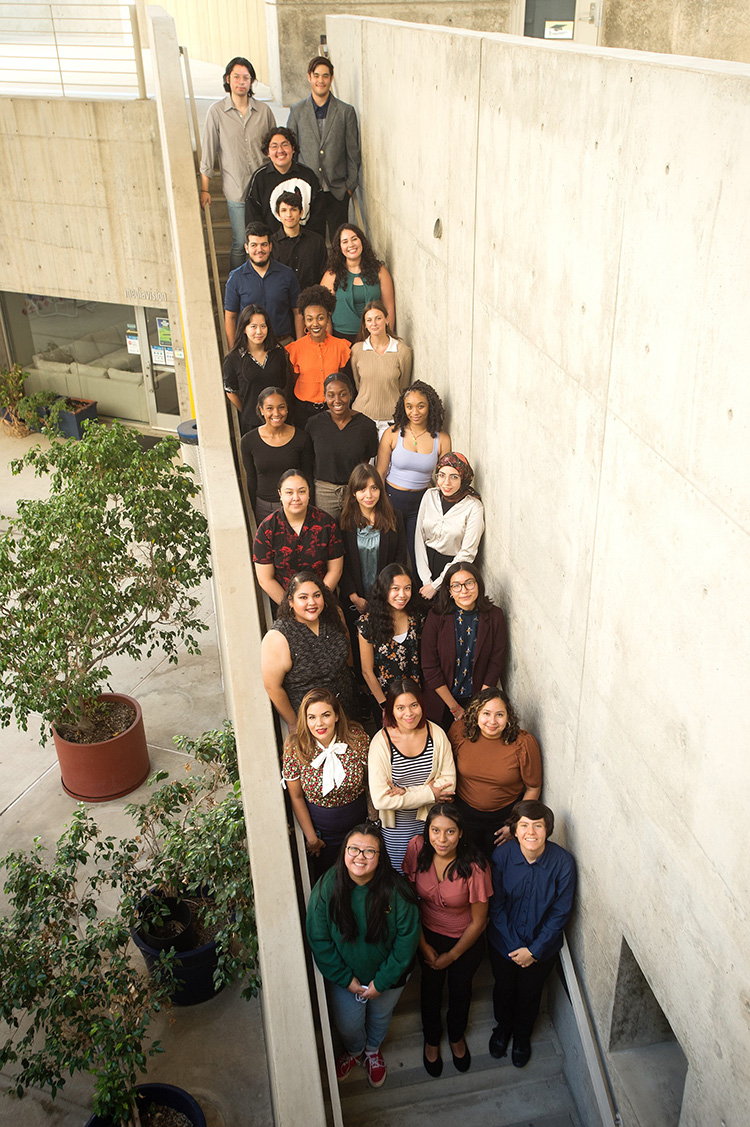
[435,452,479,504]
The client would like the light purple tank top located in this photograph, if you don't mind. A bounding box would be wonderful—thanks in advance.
[387,431,440,490]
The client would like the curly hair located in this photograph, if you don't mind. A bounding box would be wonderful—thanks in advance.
[391,380,445,438]
[339,464,397,533]
[364,563,419,645]
[298,284,336,318]
[261,125,298,157]
[462,687,520,744]
[432,561,496,616]
[277,570,346,636]
[325,224,383,289]
[288,688,363,766]
[415,803,487,880]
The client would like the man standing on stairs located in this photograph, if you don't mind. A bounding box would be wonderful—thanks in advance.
[287,56,361,243]
[199,57,276,271]
[224,223,303,347]
[244,127,322,233]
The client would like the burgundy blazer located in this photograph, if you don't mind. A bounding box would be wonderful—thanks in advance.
[420,604,508,723]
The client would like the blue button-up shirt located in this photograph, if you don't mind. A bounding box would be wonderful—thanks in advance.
[224,258,301,339]
[488,838,576,963]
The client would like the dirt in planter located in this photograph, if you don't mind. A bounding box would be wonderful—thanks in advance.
[140,1104,194,1127]
[55,699,136,744]
[184,897,222,946]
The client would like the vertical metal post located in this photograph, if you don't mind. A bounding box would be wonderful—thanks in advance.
[130,6,147,99]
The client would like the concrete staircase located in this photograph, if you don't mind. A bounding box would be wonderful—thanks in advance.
[338,962,582,1127]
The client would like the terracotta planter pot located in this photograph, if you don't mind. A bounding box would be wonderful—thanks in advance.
[52,692,151,802]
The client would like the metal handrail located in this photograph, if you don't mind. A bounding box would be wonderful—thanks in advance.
[559,935,622,1126]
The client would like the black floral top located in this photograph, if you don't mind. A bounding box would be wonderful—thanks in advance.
[452,608,479,698]
[358,611,423,691]
[252,505,343,590]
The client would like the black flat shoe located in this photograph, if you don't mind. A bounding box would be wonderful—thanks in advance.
[451,1040,471,1073]
[489,1026,510,1059]
[511,1036,531,1068]
[423,1043,443,1078]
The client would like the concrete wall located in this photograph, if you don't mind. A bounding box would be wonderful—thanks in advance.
[328,16,750,1126]
[602,0,750,65]
[265,0,513,104]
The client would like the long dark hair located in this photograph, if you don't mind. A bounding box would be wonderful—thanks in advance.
[277,570,346,635]
[415,803,487,880]
[329,821,415,943]
[433,561,496,616]
[339,464,397,533]
[382,677,426,730]
[228,304,278,358]
[365,563,419,645]
[462,687,520,744]
[391,381,444,438]
[326,224,382,288]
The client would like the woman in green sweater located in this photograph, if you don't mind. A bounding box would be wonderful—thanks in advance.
[306,821,419,1089]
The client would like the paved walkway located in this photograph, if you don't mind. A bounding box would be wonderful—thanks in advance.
[0,426,273,1127]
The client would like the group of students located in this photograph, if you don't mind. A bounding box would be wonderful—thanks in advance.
[209,54,576,1094]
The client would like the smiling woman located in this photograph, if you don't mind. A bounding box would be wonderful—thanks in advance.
[306,374,379,521]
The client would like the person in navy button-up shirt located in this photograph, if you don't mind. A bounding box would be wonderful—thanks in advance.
[224,223,302,345]
[487,800,576,1067]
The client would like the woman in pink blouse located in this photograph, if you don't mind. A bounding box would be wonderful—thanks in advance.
[402,803,492,1077]
[283,688,370,875]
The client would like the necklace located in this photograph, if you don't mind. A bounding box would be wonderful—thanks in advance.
[406,425,427,449]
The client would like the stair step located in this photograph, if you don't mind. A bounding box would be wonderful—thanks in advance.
[341,1071,578,1127]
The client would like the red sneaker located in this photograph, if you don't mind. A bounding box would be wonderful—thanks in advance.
[336,1050,363,1080]
[364,1049,387,1087]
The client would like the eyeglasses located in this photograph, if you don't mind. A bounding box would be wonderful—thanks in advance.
[346,846,379,859]
[449,579,477,593]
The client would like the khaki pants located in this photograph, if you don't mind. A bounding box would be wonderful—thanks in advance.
[314,480,347,522]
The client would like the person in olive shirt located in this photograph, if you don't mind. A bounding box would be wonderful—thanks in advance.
[306,821,419,1089]
[272,191,327,290]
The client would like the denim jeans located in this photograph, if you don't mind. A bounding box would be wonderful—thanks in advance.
[327,979,407,1054]
[226,199,247,271]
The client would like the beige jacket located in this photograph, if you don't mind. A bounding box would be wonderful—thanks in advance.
[368,723,456,828]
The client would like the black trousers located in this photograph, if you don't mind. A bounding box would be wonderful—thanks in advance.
[419,926,485,1045]
[488,940,557,1040]
[305,190,351,244]
[454,795,523,861]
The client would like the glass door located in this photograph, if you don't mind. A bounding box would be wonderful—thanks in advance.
[136,307,181,430]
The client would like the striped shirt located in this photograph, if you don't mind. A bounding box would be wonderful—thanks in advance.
[381,730,434,870]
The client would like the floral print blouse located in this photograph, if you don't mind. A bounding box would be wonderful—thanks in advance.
[358,611,423,690]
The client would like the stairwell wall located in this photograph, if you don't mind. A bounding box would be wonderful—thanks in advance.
[328,15,750,1125]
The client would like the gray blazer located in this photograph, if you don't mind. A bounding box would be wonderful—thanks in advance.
[287,94,361,201]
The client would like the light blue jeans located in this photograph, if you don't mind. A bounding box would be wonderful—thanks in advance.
[226,199,247,271]
[327,980,407,1054]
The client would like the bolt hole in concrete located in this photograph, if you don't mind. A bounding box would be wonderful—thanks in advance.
[433,218,443,239]
[609,938,688,1126]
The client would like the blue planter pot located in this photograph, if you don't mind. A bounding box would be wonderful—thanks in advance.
[132,907,224,1007]
[84,1082,207,1126]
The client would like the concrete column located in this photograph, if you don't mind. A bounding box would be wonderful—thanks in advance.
[145,8,327,1125]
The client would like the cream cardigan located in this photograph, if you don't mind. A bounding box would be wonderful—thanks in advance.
[368,722,456,828]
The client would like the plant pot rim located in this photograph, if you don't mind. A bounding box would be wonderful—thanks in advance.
[52,693,150,802]
[83,1081,207,1127]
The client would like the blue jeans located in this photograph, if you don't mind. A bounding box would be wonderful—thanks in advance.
[327,979,407,1054]
[226,199,247,271]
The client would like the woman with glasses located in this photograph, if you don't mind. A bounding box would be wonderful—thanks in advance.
[414,452,485,601]
[283,688,370,875]
[420,562,507,728]
[368,678,455,870]
[306,821,419,1089]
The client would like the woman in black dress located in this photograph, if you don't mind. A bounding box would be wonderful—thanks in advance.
[240,386,313,523]
[223,304,291,435]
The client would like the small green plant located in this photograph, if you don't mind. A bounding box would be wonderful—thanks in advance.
[0,722,259,1126]
[0,419,213,744]
[0,363,30,436]
[0,808,174,1127]
[16,387,66,436]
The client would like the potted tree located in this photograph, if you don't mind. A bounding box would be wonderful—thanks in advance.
[0,806,208,1127]
[127,723,261,1007]
[0,363,31,436]
[0,420,213,801]
[0,723,261,1126]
